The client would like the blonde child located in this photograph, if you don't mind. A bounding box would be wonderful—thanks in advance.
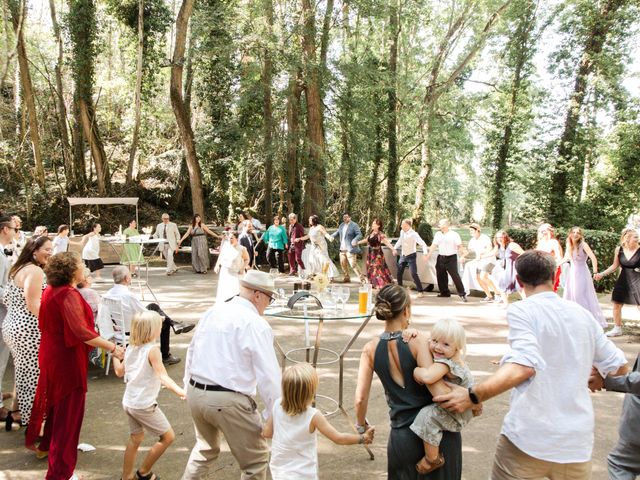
[410,318,474,474]
[263,363,375,480]
[112,311,186,480]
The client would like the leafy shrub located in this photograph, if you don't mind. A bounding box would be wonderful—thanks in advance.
[417,222,434,246]
[506,227,621,292]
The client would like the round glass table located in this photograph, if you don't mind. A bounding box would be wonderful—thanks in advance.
[266,303,375,459]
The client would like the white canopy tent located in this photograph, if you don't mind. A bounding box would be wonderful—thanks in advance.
[67,197,139,234]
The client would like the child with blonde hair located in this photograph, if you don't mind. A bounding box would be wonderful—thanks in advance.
[410,318,474,474]
[263,363,375,479]
[112,311,186,480]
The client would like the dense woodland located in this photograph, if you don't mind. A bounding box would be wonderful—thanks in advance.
[0,0,639,232]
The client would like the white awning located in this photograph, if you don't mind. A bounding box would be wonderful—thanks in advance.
[67,197,139,206]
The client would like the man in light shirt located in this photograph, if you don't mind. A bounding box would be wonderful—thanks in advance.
[152,213,180,275]
[103,266,193,365]
[182,270,281,480]
[425,219,467,302]
[433,250,628,479]
[331,213,364,283]
[393,218,428,297]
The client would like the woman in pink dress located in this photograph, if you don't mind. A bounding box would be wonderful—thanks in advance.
[559,227,606,327]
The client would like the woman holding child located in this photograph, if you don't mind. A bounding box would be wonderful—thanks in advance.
[354,284,463,479]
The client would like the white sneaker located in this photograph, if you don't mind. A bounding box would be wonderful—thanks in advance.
[416,292,424,298]
[69,474,79,480]
[606,326,623,337]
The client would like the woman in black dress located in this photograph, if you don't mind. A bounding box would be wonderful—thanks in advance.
[594,228,640,337]
[354,284,462,479]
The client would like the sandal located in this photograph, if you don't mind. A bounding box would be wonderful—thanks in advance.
[416,454,445,474]
[5,411,22,431]
[136,470,160,480]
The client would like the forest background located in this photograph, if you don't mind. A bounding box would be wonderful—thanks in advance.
[0,0,639,235]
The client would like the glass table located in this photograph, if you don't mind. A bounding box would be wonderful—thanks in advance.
[103,236,168,303]
[266,302,375,459]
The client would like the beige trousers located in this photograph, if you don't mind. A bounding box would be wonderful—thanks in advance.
[182,385,269,480]
[339,251,362,280]
[491,434,592,480]
[161,244,177,273]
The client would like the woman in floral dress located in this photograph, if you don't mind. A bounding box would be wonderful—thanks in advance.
[358,218,394,289]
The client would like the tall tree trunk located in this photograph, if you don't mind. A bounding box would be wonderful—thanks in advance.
[170,0,205,216]
[367,115,383,228]
[412,0,511,224]
[301,0,326,219]
[285,70,303,214]
[48,0,74,190]
[126,0,144,185]
[490,0,536,229]
[69,0,109,195]
[9,0,44,188]
[548,0,626,224]
[262,0,274,220]
[71,96,86,190]
[385,0,399,232]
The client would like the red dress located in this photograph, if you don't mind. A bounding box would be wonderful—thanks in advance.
[27,286,98,478]
[366,232,394,289]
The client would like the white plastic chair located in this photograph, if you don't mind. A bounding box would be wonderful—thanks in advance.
[98,297,129,375]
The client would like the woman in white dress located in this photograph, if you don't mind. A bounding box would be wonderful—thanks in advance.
[214,231,250,302]
[295,215,339,279]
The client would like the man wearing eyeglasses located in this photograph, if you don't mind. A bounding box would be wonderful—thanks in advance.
[0,215,16,421]
[182,270,281,479]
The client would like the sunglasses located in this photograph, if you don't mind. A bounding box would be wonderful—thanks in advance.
[257,290,276,305]
[1,224,18,232]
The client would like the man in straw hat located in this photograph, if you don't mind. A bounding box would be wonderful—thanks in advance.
[182,270,281,479]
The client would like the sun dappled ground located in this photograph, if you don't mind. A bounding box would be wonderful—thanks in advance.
[0,263,637,480]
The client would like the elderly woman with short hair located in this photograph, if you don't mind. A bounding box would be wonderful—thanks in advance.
[26,252,124,479]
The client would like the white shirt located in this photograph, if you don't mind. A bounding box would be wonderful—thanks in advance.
[104,284,146,332]
[52,236,69,255]
[432,230,462,256]
[501,291,627,463]
[82,235,101,260]
[270,400,318,480]
[468,234,494,267]
[123,343,161,409]
[393,229,428,256]
[183,296,281,418]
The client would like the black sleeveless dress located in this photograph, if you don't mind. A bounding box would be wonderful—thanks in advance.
[612,248,640,305]
[374,332,462,480]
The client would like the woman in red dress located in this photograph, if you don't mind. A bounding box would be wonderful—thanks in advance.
[358,218,395,289]
[26,252,124,479]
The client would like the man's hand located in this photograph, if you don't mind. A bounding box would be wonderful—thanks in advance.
[433,383,473,413]
[174,248,179,254]
[588,367,605,392]
[113,345,125,361]
[362,426,375,445]
[392,250,398,257]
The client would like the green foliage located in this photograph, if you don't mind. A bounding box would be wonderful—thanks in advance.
[416,222,434,246]
[506,227,620,291]
[66,0,99,102]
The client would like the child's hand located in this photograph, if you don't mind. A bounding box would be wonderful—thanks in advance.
[362,426,375,445]
[471,402,483,417]
[413,367,427,384]
[402,328,419,343]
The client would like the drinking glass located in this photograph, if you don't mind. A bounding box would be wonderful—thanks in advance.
[331,286,342,312]
[269,268,279,281]
[339,287,350,311]
[278,288,286,300]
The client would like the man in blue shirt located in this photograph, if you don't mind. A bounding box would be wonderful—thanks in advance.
[332,213,364,283]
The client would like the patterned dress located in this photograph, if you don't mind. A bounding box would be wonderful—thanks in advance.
[410,358,474,446]
[2,279,47,425]
[366,232,393,288]
[497,245,521,294]
[190,226,210,273]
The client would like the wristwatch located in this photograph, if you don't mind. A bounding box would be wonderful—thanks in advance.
[468,387,480,405]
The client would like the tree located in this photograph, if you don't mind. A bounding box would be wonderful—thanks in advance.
[261,0,274,220]
[385,0,400,231]
[126,0,144,186]
[548,0,629,225]
[170,0,205,216]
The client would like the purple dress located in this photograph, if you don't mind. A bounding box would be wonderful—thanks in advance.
[563,244,606,327]
[498,245,520,293]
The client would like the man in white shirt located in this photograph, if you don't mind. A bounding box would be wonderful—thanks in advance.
[152,213,180,275]
[425,219,467,301]
[182,270,281,480]
[104,266,193,365]
[0,215,16,420]
[433,250,629,479]
[392,219,428,297]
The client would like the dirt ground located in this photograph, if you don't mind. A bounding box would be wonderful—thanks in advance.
[0,263,638,480]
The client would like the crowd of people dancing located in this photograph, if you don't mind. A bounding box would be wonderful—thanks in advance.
[0,210,639,479]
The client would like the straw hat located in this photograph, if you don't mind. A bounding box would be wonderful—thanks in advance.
[239,270,277,296]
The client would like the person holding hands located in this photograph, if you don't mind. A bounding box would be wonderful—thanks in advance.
[393,219,429,297]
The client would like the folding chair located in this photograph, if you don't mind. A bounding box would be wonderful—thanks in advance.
[98,297,129,375]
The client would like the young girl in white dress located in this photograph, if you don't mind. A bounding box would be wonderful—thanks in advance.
[263,363,374,480]
[410,318,474,474]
